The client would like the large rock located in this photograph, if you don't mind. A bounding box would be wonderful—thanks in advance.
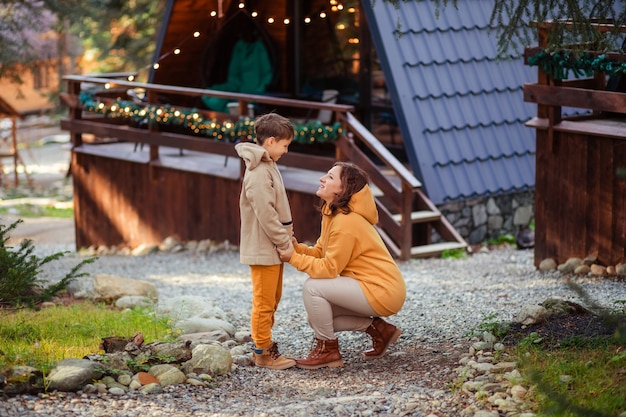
[47,358,104,392]
[158,296,225,320]
[175,316,236,336]
[3,366,44,395]
[514,305,548,326]
[182,344,233,376]
[93,274,158,302]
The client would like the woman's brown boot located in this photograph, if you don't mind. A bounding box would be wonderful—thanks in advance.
[364,317,402,360]
[296,338,343,369]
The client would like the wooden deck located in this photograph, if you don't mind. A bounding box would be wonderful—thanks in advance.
[71,141,329,249]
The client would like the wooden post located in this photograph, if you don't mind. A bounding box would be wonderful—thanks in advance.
[68,80,83,148]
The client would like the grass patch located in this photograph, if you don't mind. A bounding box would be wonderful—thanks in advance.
[513,337,626,416]
[0,301,176,374]
[0,204,73,218]
[441,248,467,259]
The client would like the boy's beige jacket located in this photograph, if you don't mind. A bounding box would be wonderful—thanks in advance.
[235,142,293,265]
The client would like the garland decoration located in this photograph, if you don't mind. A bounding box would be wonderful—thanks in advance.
[528,49,626,80]
[79,92,342,145]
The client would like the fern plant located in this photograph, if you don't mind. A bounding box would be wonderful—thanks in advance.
[0,219,96,308]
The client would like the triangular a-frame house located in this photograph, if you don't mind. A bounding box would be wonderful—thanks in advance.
[148,0,538,245]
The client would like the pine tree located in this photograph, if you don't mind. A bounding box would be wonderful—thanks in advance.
[0,219,96,309]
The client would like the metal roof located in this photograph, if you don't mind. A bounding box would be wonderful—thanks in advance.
[362,0,537,204]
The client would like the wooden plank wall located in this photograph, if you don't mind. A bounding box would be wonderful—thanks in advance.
[71,152,321,250]
[534,131,626,266]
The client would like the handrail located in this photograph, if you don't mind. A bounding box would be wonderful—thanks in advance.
[63,75,354,114]
[524,83,626,115]
[341,112,421,188]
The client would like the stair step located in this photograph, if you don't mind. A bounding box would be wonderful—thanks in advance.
[391,210,441,224]
[410,241,467,258]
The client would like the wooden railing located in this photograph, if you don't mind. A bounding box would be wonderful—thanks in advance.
[523,23,626,141]
[337,113,466,259]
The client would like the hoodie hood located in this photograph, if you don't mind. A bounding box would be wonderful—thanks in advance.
[348,184,378,225]
[235,142,271,170]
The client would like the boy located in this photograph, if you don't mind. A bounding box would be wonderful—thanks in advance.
[234,112,296,370]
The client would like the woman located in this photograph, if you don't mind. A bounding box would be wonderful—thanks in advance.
[278,162,406,369]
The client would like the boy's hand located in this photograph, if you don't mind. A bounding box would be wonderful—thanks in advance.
[278,241,294,262]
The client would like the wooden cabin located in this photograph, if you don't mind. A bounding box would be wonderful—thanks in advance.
[523,21,626,267]
[59,0,467,260]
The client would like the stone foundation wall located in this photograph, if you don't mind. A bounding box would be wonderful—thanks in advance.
[436,190,535,245]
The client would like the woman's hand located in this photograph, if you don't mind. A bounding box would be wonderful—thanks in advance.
[278,241,294,262]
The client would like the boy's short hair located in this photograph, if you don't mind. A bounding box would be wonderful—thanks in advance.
[254,113,294,145]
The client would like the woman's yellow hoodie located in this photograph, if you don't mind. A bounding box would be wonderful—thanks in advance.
[289,184,406,316]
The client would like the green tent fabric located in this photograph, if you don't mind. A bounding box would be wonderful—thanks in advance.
[202,38,273,113]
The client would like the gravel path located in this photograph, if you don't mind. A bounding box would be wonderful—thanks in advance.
[3,242,626,416]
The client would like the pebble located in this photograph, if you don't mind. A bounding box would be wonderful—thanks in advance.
[2,245,625,416]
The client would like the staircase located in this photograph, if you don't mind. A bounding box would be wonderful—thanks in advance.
[338,113,467,260]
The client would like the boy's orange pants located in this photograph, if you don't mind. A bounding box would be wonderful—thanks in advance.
[250,264,283,349]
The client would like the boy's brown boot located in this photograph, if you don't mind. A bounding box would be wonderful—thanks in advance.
[363,317,402,360]
[296,338,343,369]
[253,342,296,370]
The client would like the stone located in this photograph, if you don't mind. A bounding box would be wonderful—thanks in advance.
[557,257,583,273]
[93,274,158,302]
[573,264,590,275]
[491,362,516,373]
[159,236,181,252]
[179,330,231,345]
[541,298,589,316]
[513,205,533,226]
[149,364,186,386]
[175,317,236,336]
[510,384,527,399]
[538,258,557,271]
[47,358,104,392]
[182,343,233,376]
[117,374,132,386]
[590,264,606,275]
[137,371,160,385]
[158,295,216,320]
[139,382,164,394]
[514,305,547,326]
[131,243,159,256]
[108,386,126,395]
[473,410,499,417]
